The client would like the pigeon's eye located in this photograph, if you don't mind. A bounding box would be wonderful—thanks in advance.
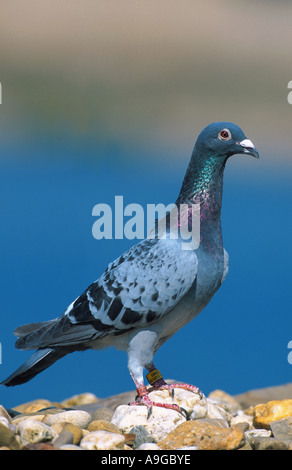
[218,129,231,141]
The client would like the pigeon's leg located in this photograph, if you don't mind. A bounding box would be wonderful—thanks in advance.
[145,362,167,389]
[129,372,187,418]
[145,362,204,399]
[127,333,187,416]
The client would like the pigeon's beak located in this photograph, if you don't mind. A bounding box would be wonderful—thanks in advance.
[238,139,259,159]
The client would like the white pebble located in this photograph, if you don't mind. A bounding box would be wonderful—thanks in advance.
[245,429,272,439]
[80,430,125,450]
[60,444,83,450]
[111,404,185,442]
[136,443,162,450]
[44,410,91,428]
[17,418,57,445]
[205,400,232,422]
[0,417,11,428]
[230,414,253,427]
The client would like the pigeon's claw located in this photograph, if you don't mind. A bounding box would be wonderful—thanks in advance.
[129,392,188,419]
[129,367,204,418]
[154,383,204,400]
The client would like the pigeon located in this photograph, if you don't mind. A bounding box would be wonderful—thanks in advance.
[2,122,259,414]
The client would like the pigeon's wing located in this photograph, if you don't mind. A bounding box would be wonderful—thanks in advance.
[68,237,198,334]
[18,238,198,349]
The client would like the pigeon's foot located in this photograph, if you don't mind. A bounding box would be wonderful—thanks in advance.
[150,383,204,400]
[129,385,188,418]
[144,365,204,399]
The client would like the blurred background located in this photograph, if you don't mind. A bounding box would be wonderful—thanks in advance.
[0,0,291,408]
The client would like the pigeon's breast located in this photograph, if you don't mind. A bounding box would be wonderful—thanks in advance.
[195,246,225,305]
[152,246,226,349]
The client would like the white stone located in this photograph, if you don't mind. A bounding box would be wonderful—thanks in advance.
[149,388,207,418]
[111,387,207,441]
[190,403,208,420]
[80,430,125,450]
[230,414,253,428]
[0,405,12,423]
[0,417,11,428]
[111,404,186,442]
[0,417,17,434]
[136,443,162,450]
[207,390,241,414]
[245,429,272,439]
[44,410,92,428]
[205,399,232,423]
[17,418,57,445]
[12,414,46,425]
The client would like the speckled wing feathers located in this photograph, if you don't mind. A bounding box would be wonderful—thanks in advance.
[68,238,198,330]
[16,238,198,350]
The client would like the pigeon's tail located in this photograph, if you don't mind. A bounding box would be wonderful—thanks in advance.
[1,318,73,386]
[2,314,98,386]
[13,319,59,350]
[1,347,68,387]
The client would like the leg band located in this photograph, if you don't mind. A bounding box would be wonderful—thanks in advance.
[136,385,148,397]
[146,368,163,386]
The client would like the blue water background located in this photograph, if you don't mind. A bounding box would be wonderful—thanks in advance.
[0,141,291,408]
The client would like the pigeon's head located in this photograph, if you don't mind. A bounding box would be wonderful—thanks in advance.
[195,122,259,161]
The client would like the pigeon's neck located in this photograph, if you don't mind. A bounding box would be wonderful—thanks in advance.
[176,151,227,252]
